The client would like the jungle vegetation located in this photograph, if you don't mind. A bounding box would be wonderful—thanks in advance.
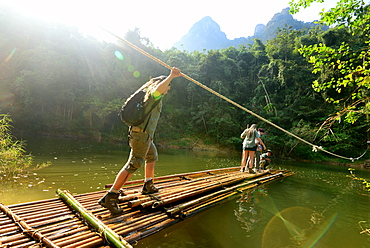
[0,114,51,179]
[0,1,369,163]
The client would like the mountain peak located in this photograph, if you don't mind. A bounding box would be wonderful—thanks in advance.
[173,9,327,52]
[174,16,227,51]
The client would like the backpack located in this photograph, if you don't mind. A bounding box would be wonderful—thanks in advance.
[119,76,166,126]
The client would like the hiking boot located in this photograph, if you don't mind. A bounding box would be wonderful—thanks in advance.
[142,179,159,195]
[248,168,256,174]
[98,192,123,215]
[240,167,245,172]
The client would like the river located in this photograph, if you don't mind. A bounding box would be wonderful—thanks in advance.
[1,136,369,248]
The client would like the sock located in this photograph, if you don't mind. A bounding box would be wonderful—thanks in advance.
[145,177,152,182]
[109,188,119,194]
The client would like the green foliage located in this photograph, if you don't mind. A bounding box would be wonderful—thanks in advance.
[1,5,368,161]
[291,0,370,126]
[0,114,50,178]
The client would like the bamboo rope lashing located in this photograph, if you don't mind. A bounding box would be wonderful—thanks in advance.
[0,203,59,248]
[57,189,132,248]
[97,25,365,162]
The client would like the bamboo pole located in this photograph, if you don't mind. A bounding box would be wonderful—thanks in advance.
[0,203,59,248]
[124,218,180,243]
[124,172,234,207]
[57,189,132,248]
[166,172,283,217]
[114,213,168,236]
[63,235,105,248]
[54,231,99,247]
[105,167,240,188]
[128,172,245,208]
[0,233,28,244]
[182,172,292,218]
[151,173,258,208]
[10,239,37,248]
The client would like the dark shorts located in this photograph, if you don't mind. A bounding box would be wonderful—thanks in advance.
[243,146,257,151]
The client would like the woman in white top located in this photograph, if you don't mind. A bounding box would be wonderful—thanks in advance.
[240,124,266,174]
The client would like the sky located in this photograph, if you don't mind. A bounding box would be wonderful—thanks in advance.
[1,0,349,50]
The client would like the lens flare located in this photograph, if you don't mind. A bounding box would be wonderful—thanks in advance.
[127,65,135,72]
[5,48,16,62]
[133,71,140,78]
[114,50,123,60]
[255,191,337,248]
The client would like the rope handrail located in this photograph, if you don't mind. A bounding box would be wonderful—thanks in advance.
[98,26,367,162]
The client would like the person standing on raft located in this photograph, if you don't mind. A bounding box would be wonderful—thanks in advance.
[99,67,183,215]
[240,124,266,174]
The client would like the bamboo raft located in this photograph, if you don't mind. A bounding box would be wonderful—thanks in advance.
[0,167,294,248]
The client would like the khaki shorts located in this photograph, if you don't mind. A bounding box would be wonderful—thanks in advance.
[123,131,158,173]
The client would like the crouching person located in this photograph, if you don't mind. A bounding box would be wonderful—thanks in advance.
[260,150,273,171]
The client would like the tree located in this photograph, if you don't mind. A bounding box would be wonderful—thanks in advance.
[290,0,370,129]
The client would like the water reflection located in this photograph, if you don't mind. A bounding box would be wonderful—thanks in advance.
[234,189,263,236]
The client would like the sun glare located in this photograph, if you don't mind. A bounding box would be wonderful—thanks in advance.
[6,1,77,25]
[3,0,129,42]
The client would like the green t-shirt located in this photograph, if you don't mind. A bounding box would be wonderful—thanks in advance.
[137,87,163,138]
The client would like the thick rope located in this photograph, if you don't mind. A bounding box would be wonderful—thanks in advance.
[98,26,367,162]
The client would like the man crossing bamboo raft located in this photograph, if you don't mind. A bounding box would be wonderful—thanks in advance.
[99,67,183,215]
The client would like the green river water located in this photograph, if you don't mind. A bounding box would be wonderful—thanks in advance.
[1,136,369,248]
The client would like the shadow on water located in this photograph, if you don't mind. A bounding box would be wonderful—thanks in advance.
[1,136,369,247]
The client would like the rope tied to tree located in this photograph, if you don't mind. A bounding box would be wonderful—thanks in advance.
[98,26,367,162]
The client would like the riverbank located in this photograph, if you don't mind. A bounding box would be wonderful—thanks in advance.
[159,137,370,169]
[15,132,370,169]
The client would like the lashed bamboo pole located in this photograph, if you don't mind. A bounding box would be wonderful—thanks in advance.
[167,172,283,217]
[114,213,169,236]
[57,189,132,248]
[0,233,28,243]
[28,215,78,230]
[105,167,240,188]
[47,226,90,241]
[131,172,250,209]
[36,219,84,235]
[63,235,105,248]
[55,212,168,247]
[8,198,61,208]
[11,239,37,248]
[151,173,262,208]
[54,231,99,246]
[14,210,73,225]
[181,190,243,218]
[124,218,180,243]
[128,172,246,208]
[126,172,234,202]
[181,172,288,218]
[129,183,204,209]
[0,203,59,248]
[72,238,105,248]
[0,225,20,234]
